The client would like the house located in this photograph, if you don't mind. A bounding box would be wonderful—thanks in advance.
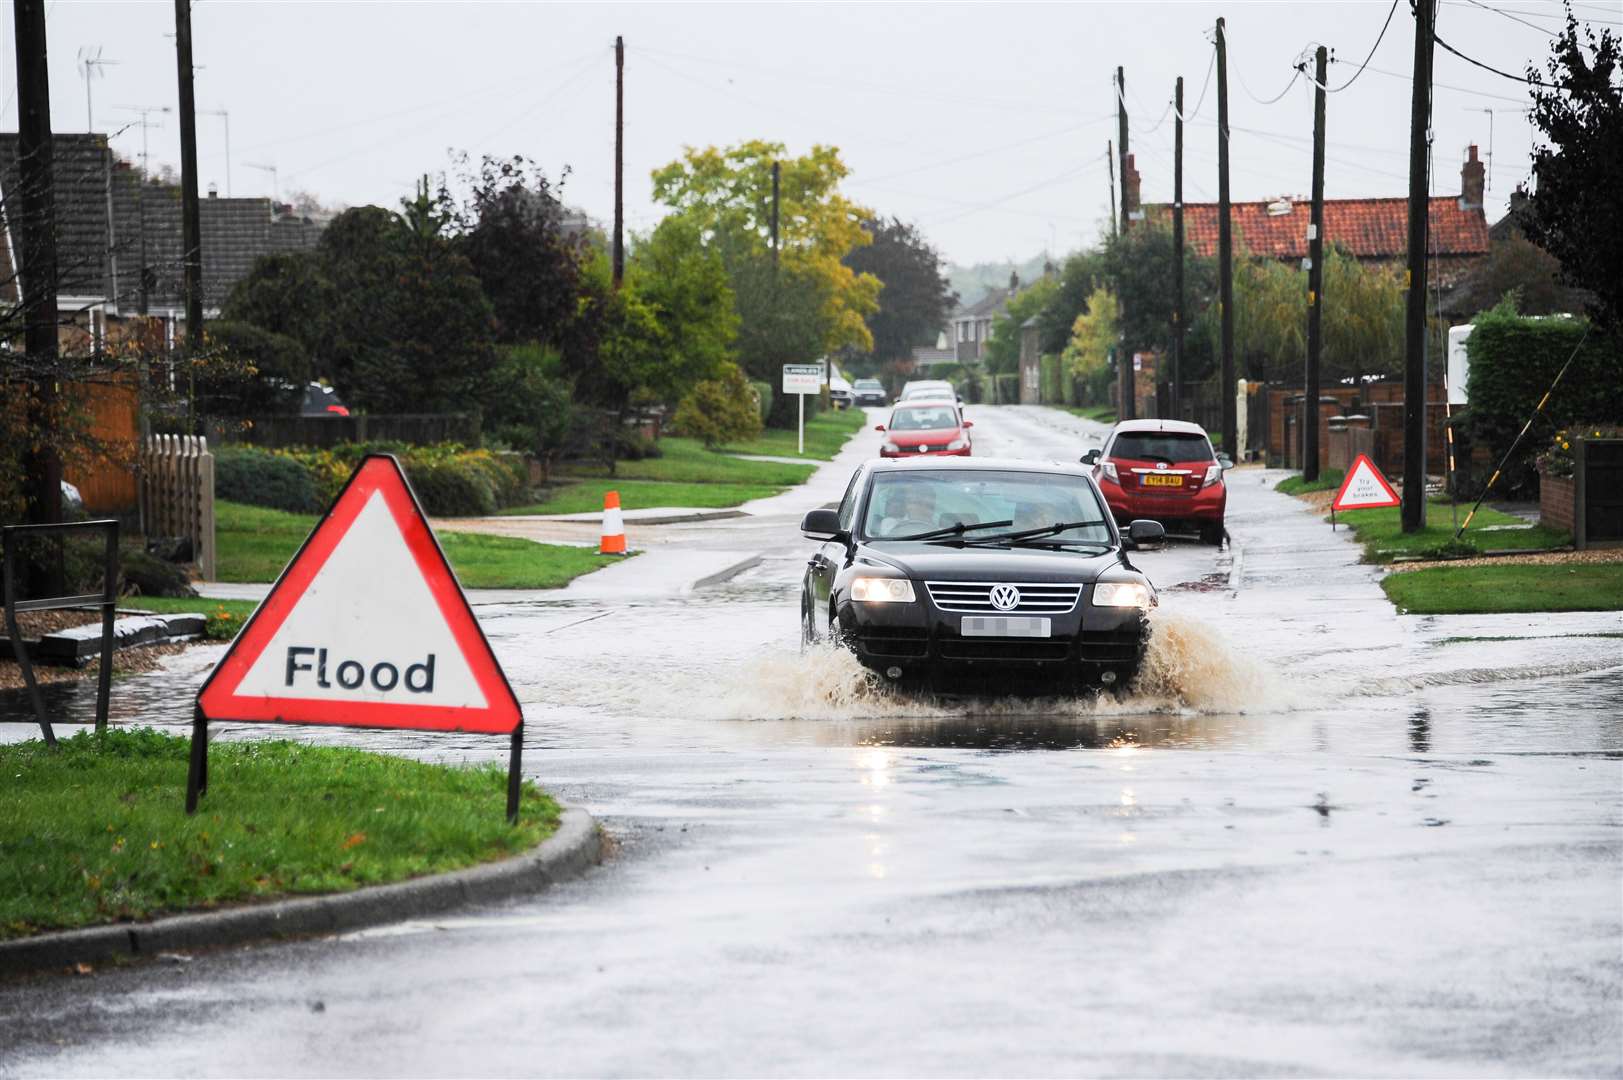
[946,272,1020,364]
[0,132,324,351]
[1137,144,1491,292]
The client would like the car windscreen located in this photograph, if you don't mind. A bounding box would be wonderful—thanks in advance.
[854,380,882,390]
[901,384,951,399]
[862,470,1112,544]
[1109,431,1214,463]
[888,406,959,431]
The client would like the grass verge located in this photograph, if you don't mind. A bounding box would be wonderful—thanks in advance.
[1382,562,1623,614]
[501,478,782,517]
[1059,405,1117,424]
[123,595,259,640]
[0,728,559,941]
[1276,468,1345,496]
[565,437,817,485]
[218,501,608,587]
[1334,499,1570,563]
[718,406,868,461]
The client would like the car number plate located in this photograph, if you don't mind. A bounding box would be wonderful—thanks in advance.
[961,616,1051,638]
[1142,473,1182,487]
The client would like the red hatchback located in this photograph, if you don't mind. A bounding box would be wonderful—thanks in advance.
[1084,419,1229,544]
[876,401,973,458]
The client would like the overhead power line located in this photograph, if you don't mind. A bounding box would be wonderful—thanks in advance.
[1324,0,1402,93]
[1433,31,1547,85]
[1459,0,1558,37]
[1174,46,1217,122]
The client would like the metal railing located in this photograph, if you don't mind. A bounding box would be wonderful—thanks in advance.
[2,520,119,746]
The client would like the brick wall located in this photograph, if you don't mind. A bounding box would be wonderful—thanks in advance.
[1541,472,1575,535]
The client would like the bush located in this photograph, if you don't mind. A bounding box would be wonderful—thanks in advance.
[195,320,310,418]
[748,381,773,425]
[673,365,765,449]
[121,547,197,597]
[404,459,497,516]
[215,447,322,513]
[1463,304,1623,495]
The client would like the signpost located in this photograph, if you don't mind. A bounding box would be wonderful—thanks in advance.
[192,455,526,821]
[782,363,823,456]
[1330,452,1402,530]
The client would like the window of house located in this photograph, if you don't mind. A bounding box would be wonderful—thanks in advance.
[957,323,966,343]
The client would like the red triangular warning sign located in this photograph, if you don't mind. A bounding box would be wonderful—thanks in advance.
[198,455,521,734]
[1331,453,1402,512]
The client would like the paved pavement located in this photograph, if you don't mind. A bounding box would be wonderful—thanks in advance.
[3,404,1619,1077]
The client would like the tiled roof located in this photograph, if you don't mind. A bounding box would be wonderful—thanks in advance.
[954,285,1012,319]
[0,133,115,303]
[1143,196,1489,261]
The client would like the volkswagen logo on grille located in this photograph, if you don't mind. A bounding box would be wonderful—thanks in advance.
[989,584,1021,611]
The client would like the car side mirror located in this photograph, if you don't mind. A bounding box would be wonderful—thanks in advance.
[1080,449,1100,466]
[1217,453,1235,470]
[874,424,886,432]
[801,508,845,541]
[962,419,974,428]
[1127,519,1166,546]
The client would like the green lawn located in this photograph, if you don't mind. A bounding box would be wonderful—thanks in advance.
[501,478,782,517]
[123,595,260,640]
[1276,468,1345,496]
[1058,405,1117,424]
[1383,562,1623,614]
[566,436,816,486]
[0,729,559,941]
[1332,499,1571,563]
[217,501,609,588]
[718,406,869,461]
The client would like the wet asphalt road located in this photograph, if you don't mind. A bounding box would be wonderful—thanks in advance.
[3,405,1620,1078]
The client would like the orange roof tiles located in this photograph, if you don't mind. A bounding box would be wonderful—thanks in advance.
[1144,196,1489,261]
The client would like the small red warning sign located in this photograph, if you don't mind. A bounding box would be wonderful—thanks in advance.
[197,455,521,734]
[1331,453,1402,512]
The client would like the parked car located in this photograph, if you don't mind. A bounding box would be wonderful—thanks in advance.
[301,382,350,417]
[900,379,960,404]
[829,374,854,410]
[853,378,889,407]
[876,402,973,458]
[799,457,1163,692]
[1082,419,1230,545]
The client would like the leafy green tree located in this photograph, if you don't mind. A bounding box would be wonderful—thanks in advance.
[983,277,1058,375]
[196,320,309,416]
[626,216,739,394]
[1105,222,1219,363]
[673,363,763,448]
[481,343,575,478]
[728,254,836,426]
[220,252,332,362]
[653,140,881,353]
[1520,10,1622,328]
[1061,287,1119,402]
[843,216,955,370]
[1455,230,1592,318]
[1035,249,1109,355]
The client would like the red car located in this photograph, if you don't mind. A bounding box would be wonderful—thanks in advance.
[1083,419,1229,545]
[876,401,973,458]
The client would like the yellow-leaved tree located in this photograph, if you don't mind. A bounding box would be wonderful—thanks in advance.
[1062,286,1120,397]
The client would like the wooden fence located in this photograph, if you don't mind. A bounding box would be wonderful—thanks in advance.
[139,435,216,580]
[61,376,141,514]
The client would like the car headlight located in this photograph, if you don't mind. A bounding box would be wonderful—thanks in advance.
[851,576,917,603]
[882,441,901,454]
[946,437,969,451]
[1092,581,1151,608]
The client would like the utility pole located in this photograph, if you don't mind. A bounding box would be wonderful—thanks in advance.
[1216,17,1237,460]
[1116,66,1130,233]
[1172,75,1185,420]
[770,160,780,274]
[175,0,203,356]
[1304,46,1328,484]
[1402,0,1436,531]
[612,35,624,289]
[1106,140,1117,237]
[13,0,63,547]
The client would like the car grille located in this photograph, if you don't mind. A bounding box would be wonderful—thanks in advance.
[924,581,1084,614]
[1077,629,1144,663]
[937,640,1071,662]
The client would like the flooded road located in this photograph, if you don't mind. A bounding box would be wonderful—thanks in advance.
[3,405,1620,1077]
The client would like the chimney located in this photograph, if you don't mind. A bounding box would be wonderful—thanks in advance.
[207,182,219,199]
[1123,153,1142,225]
[1460,144,1485,210]
[1009,270,1020,292]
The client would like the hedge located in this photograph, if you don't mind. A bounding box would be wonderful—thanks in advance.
[216,442,529,517]
[1463,307,1623,495]
[749,381,773,425]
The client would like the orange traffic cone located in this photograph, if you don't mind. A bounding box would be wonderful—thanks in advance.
[599,490,627,555]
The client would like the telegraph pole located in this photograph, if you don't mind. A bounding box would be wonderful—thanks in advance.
[770,160,780,274]
[1116,66,1130,233]
[1106,140,1117,237]
[1402,0,1435,532]
[1216,17,1237,459]
[13,0,63,543]
[174,0,203,352]
[1172,75,1185,420]
[612,35,625,289]
[1304,46,1328,483]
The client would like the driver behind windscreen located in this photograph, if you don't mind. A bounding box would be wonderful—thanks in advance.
[876,484,938,537]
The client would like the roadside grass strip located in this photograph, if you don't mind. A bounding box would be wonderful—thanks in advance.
[0,729,560,941]
[1276,469,1345,496]
[1383,562,1623,614]
[124,596,260,640]
[1060,405,1118,425]
[501,478,783,517]
[718,406,869,461]
[217,501,606,587]
[565,437,818,485]
[1335,499,1571,563]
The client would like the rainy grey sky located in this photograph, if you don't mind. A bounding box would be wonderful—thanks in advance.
[8,1,1612,266]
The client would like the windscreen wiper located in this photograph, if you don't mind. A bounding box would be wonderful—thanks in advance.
[960,520,1110,546]
[889,519,1014,542]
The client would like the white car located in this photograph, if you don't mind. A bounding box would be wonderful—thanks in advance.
[899,379,959,404]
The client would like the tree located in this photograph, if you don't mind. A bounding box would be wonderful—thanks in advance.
[1104,222,1219,363]
[673,363,763,448]
[196,320,309,416]
[220,252,332,361]
[653,140,881,353]
[843,216,955,370]
[1453,230,1593,319]
[625,216,739,396]
[1520,9,1622,328]
[481,343,575,478]
[983,277,1058,375]
[1035,250,1109,355]
[728,253,836,426]
[1061,287,1119,403]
